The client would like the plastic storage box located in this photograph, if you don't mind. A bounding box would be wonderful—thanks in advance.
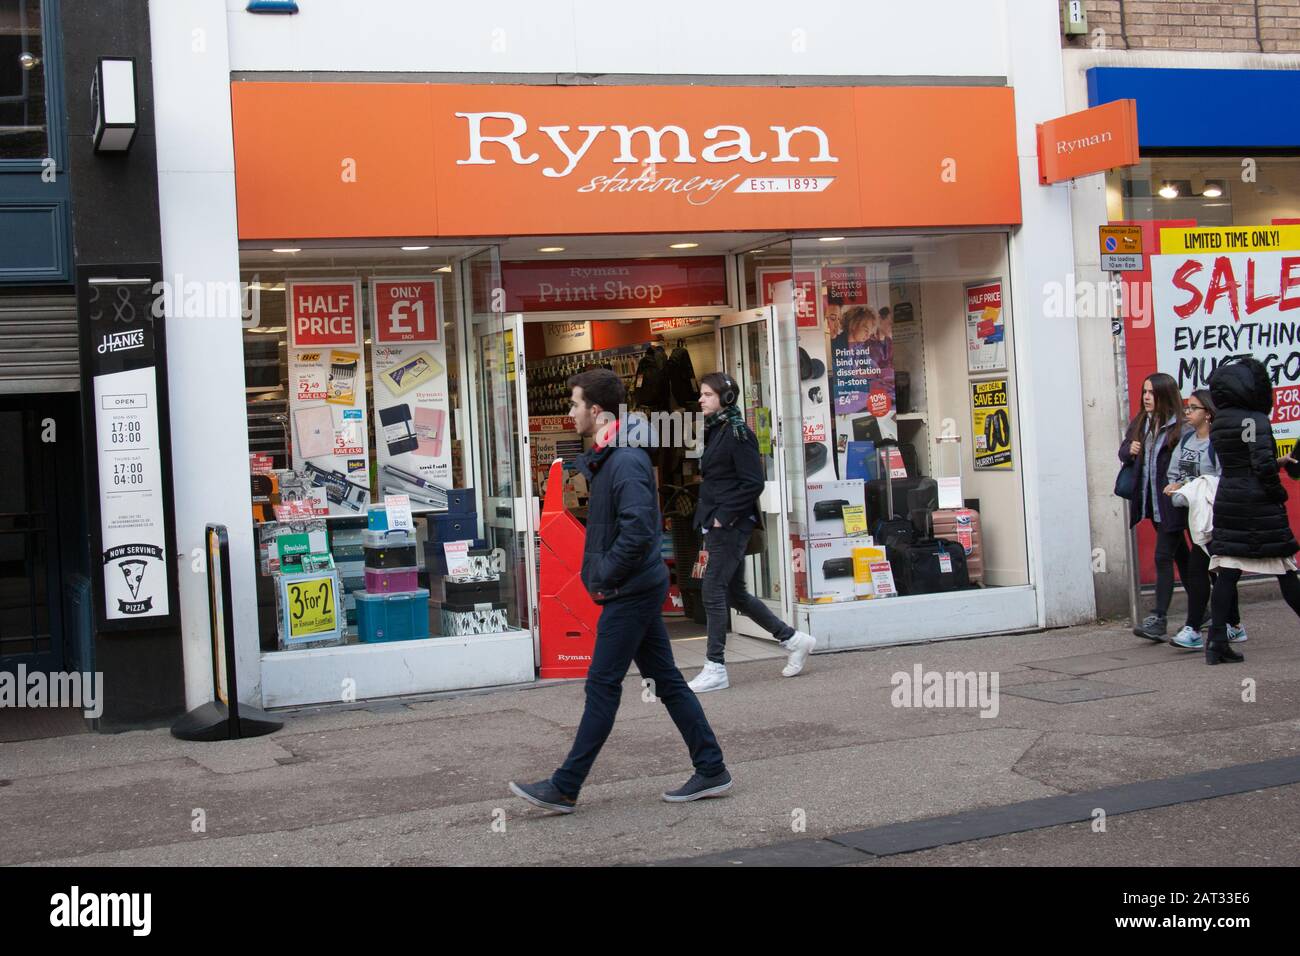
[355,588,430,643]
[364,566,419,593]
[365,541,418,569]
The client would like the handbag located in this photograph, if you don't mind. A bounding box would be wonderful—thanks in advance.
[1114,458,1138,498]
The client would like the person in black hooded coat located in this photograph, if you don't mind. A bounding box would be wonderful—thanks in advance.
[1205,357,1300,665]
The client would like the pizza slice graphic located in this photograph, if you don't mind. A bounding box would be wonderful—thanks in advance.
[120,559,147,600]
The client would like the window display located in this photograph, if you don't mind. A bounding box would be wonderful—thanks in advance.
[240,248,528,653]
[743,234,1030,606]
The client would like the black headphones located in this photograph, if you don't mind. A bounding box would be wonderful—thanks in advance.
[718,375,738,407]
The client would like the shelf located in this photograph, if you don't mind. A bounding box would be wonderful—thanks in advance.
[896,412,928,422]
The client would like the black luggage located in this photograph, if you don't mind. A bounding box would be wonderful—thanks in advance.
[891,537,970,595]
[866,475,938,526]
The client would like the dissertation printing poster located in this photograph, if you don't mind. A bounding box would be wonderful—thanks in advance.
[825,264,893,477]
[370,277,453,509]
[287,279,371,516]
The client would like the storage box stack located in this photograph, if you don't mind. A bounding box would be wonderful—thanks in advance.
[425,488,509,636]
[355,521,430,643]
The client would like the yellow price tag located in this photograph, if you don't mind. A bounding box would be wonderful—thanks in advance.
[286,575,338,638]
[842,505,868,536]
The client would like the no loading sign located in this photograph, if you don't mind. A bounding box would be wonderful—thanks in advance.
[103,543,166,614]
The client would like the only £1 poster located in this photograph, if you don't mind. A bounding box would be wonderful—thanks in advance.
[970,378,1013,470]
[370,277,452,510]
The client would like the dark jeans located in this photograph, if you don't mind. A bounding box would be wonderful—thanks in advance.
[1151,519,1190,617]
[1210,566,1300,640]
[701,523,795,664]
[551,580,725,799]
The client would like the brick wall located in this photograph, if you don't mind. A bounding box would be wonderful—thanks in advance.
[1063,0,1300,52]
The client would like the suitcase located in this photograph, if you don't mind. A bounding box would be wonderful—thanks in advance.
[931,507,984,586]
[866,476,938,526]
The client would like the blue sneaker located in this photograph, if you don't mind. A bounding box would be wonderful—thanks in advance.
[1171,626,1203,650]
[1228,623,1248,643]
[509,778,576,814]
[662,769,733,803]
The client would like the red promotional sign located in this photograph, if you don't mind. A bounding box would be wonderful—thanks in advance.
[966,282,1002,312]
[649,316,710,334]
[756,269,819,327]
[500,257,727,313]
[372,278,441,343]
[288,280,360,347]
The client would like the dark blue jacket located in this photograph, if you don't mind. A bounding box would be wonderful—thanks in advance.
[576,441,667,604]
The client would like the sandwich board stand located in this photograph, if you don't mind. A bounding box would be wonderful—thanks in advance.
[172,525,283,741]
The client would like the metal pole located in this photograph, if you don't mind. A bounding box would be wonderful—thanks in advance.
[1113,272,1141,631]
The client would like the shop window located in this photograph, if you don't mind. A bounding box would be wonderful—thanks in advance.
[1108,156,1300,226]
[742,234,1030,604]
[238,246,529,652]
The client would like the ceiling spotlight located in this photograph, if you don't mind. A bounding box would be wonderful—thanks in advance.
[401,245,430,251]
[1201,179,1225,198]
[818,236,845,242]
[669,242,699,249]
[272,247,301,253]
[538,246,565,253]
[1158,182,1179,200]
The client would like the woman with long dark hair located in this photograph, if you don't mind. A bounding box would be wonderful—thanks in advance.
[1119,372,1191,641]
[687,371,815,693]
[1204,358,1300,665]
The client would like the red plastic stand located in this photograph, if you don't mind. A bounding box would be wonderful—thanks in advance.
[538,459,600,679]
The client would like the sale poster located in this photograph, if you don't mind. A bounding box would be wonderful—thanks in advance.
[1151,225,1300,457]
[369,277,452,509]
[965,280,1006,374]
[287,279,370,516]
[970,378,1013,470]
[756,268,820,328]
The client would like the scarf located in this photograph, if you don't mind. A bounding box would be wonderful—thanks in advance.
[706,403,748,442]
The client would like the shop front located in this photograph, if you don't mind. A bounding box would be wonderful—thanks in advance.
[205,74,1092,709]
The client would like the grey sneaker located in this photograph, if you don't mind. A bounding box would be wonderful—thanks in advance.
[1134,613,1167,642]
[509,778,576,814]
[662,769,733,803]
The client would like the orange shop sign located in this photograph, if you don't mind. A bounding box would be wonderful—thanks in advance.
[230,83,1022,239]
[1036,99,1139,185]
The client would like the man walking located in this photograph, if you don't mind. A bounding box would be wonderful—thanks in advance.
[510,369,732,813]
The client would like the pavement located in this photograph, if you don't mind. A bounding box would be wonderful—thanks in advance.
[2,589,1299,867]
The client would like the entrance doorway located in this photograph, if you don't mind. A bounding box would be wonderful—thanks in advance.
[519,309,794,668]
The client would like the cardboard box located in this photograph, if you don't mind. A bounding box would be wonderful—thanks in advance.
[804,479,866,541]
[806,537,880,601]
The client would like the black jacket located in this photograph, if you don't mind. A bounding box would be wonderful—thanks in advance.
[576,441,667,604]
[694,419,764,532]
[1208,359,1300,559]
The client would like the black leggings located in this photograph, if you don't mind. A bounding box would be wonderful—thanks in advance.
[1183,546,1239,630]
[1151,520,1190,617]
[1210,566,1300,638]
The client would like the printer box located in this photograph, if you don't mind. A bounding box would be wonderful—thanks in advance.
[805,479,865,541]
[806,536,880,601]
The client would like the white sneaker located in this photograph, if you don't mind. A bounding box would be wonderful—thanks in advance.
[1228,623,1248,643]
[688,661,729,693]
[781,631,817,677]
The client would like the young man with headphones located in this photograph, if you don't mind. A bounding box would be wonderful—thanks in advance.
[690,372,816,693]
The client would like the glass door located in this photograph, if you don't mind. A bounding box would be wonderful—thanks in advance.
[462,248,539,658]
[717,306,793,638]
